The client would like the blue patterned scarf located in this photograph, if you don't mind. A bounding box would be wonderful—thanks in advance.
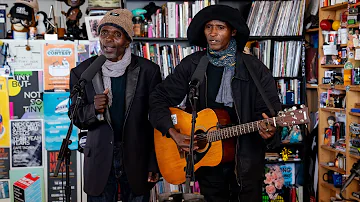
[207,38,237,107]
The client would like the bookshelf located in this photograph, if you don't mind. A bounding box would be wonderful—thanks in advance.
[318,1,360,202]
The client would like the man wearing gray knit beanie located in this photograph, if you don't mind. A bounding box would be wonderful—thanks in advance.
[69,8,162,202]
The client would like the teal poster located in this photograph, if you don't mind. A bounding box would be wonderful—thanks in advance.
[10,168,45,202]
[44,92,78,151]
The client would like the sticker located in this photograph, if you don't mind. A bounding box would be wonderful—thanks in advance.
[344,61,354,69]
[349,51,355,59]
[171,114,177,125]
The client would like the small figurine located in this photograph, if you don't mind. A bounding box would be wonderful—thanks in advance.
[60,0,85,39]
[289,125,302,143]
[35,11,48,36]
[294,150,300,161]
[281,127,289,142]
[7,0,39,39]
[328,116,336,130]
[281,147,292,161]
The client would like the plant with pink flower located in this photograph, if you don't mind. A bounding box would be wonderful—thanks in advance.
[263,165,285,200]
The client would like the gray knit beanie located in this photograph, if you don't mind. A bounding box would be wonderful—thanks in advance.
[97,9,134,41]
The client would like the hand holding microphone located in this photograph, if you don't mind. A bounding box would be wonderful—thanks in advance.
[94,89,109,114]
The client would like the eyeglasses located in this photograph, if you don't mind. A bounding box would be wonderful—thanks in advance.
[10,18,32,27]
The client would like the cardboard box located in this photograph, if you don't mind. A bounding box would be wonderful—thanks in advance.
[13,173,41,202]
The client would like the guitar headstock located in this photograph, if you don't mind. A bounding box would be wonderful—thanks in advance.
[276,105,310,127]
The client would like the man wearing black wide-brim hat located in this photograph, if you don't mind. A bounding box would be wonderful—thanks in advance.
[149,5,281,202]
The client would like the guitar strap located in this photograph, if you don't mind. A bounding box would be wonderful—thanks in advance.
[191,54,275,117]
[241,55,276,117]
[190,55,209,85]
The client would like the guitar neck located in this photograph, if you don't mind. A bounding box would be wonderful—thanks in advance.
[207,117,277,142]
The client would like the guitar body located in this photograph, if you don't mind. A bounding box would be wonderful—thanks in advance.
[154,107,235,185]
[154,106,310,185]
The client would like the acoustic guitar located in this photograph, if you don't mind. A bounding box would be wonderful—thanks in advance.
[154,105,310,185]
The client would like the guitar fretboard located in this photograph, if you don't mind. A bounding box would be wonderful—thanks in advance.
[206,117,277,142]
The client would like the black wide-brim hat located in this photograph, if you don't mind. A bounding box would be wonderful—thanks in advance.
[187,5,250,50]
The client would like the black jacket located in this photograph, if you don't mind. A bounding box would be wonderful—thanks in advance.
[149,51,281,189]
[70,54,162,196]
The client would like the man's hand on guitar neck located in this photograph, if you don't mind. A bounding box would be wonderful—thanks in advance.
[258,113,276,139]
[168,128,199,152]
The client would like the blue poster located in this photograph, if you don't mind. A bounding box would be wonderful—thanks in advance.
[279,163,295,187]
[44,92,78,151]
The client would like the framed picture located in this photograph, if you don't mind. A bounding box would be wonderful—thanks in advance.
[85,16,104,41]
[88,0,121,7]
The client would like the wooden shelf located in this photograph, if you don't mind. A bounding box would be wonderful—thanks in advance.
[265,160,302,164]
[321,64,345,68]
[318,84,346,90]
[306,83,318,89]
[320,163,346,174]
[350,196,360,202]
[320,107,345,113]
[349,112,360,117]
[320,181,340,192]
[349,85,360,92]
[349,154,360,160]
[347,24,360,28]
[321,145,346,155]
[306,28,319,33]
[321,2,348,11]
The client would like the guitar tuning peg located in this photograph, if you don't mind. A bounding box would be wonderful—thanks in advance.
[278,111,284,117]
[292,106,297,110]
[300,104,305,109]
[283,108,288,112]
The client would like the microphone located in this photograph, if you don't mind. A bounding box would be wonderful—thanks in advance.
[341,160,360,193]
[70,55,107,98]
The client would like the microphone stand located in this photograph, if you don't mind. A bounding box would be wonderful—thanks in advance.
[340,160,360,201]
[183,80,204,202]
[54,80,85,202]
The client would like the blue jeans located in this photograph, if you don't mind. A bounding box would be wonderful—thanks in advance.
[87,146,150,202]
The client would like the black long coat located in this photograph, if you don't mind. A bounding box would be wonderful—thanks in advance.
[69,55,162,196]
[149,50,282,190]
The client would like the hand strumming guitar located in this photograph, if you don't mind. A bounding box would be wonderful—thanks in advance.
[258,113,276,139]
[168,128,199,152]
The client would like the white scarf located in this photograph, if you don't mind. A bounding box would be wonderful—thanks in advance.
[101,47,131,107]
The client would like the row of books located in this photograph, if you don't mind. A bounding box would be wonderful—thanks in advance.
[246,0,305,36]
[149,179,201,202]
[277,79,302,105]
[131,42,204,79]
[249,40,272,69]
[150,0,215,39]
[273,41,302,78]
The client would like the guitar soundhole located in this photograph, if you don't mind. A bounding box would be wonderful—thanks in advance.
[195,130,208,150]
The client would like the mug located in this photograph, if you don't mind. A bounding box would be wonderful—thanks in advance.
[333,173,343,188]
[323,170,334,183]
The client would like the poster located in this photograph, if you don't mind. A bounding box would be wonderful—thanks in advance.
[10,119,43,168]
[0,148,10,180]
[43,43,75,92]
[89,41,101,57]
[8,71,44,119]
[10,168,45,202]
[47,150,77,202]
[0,77,10,147]
[6,41,42,71]
[76,44,90,66]
[44,92,78,151]
[0,180,10,201]
[279,163,295,187]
